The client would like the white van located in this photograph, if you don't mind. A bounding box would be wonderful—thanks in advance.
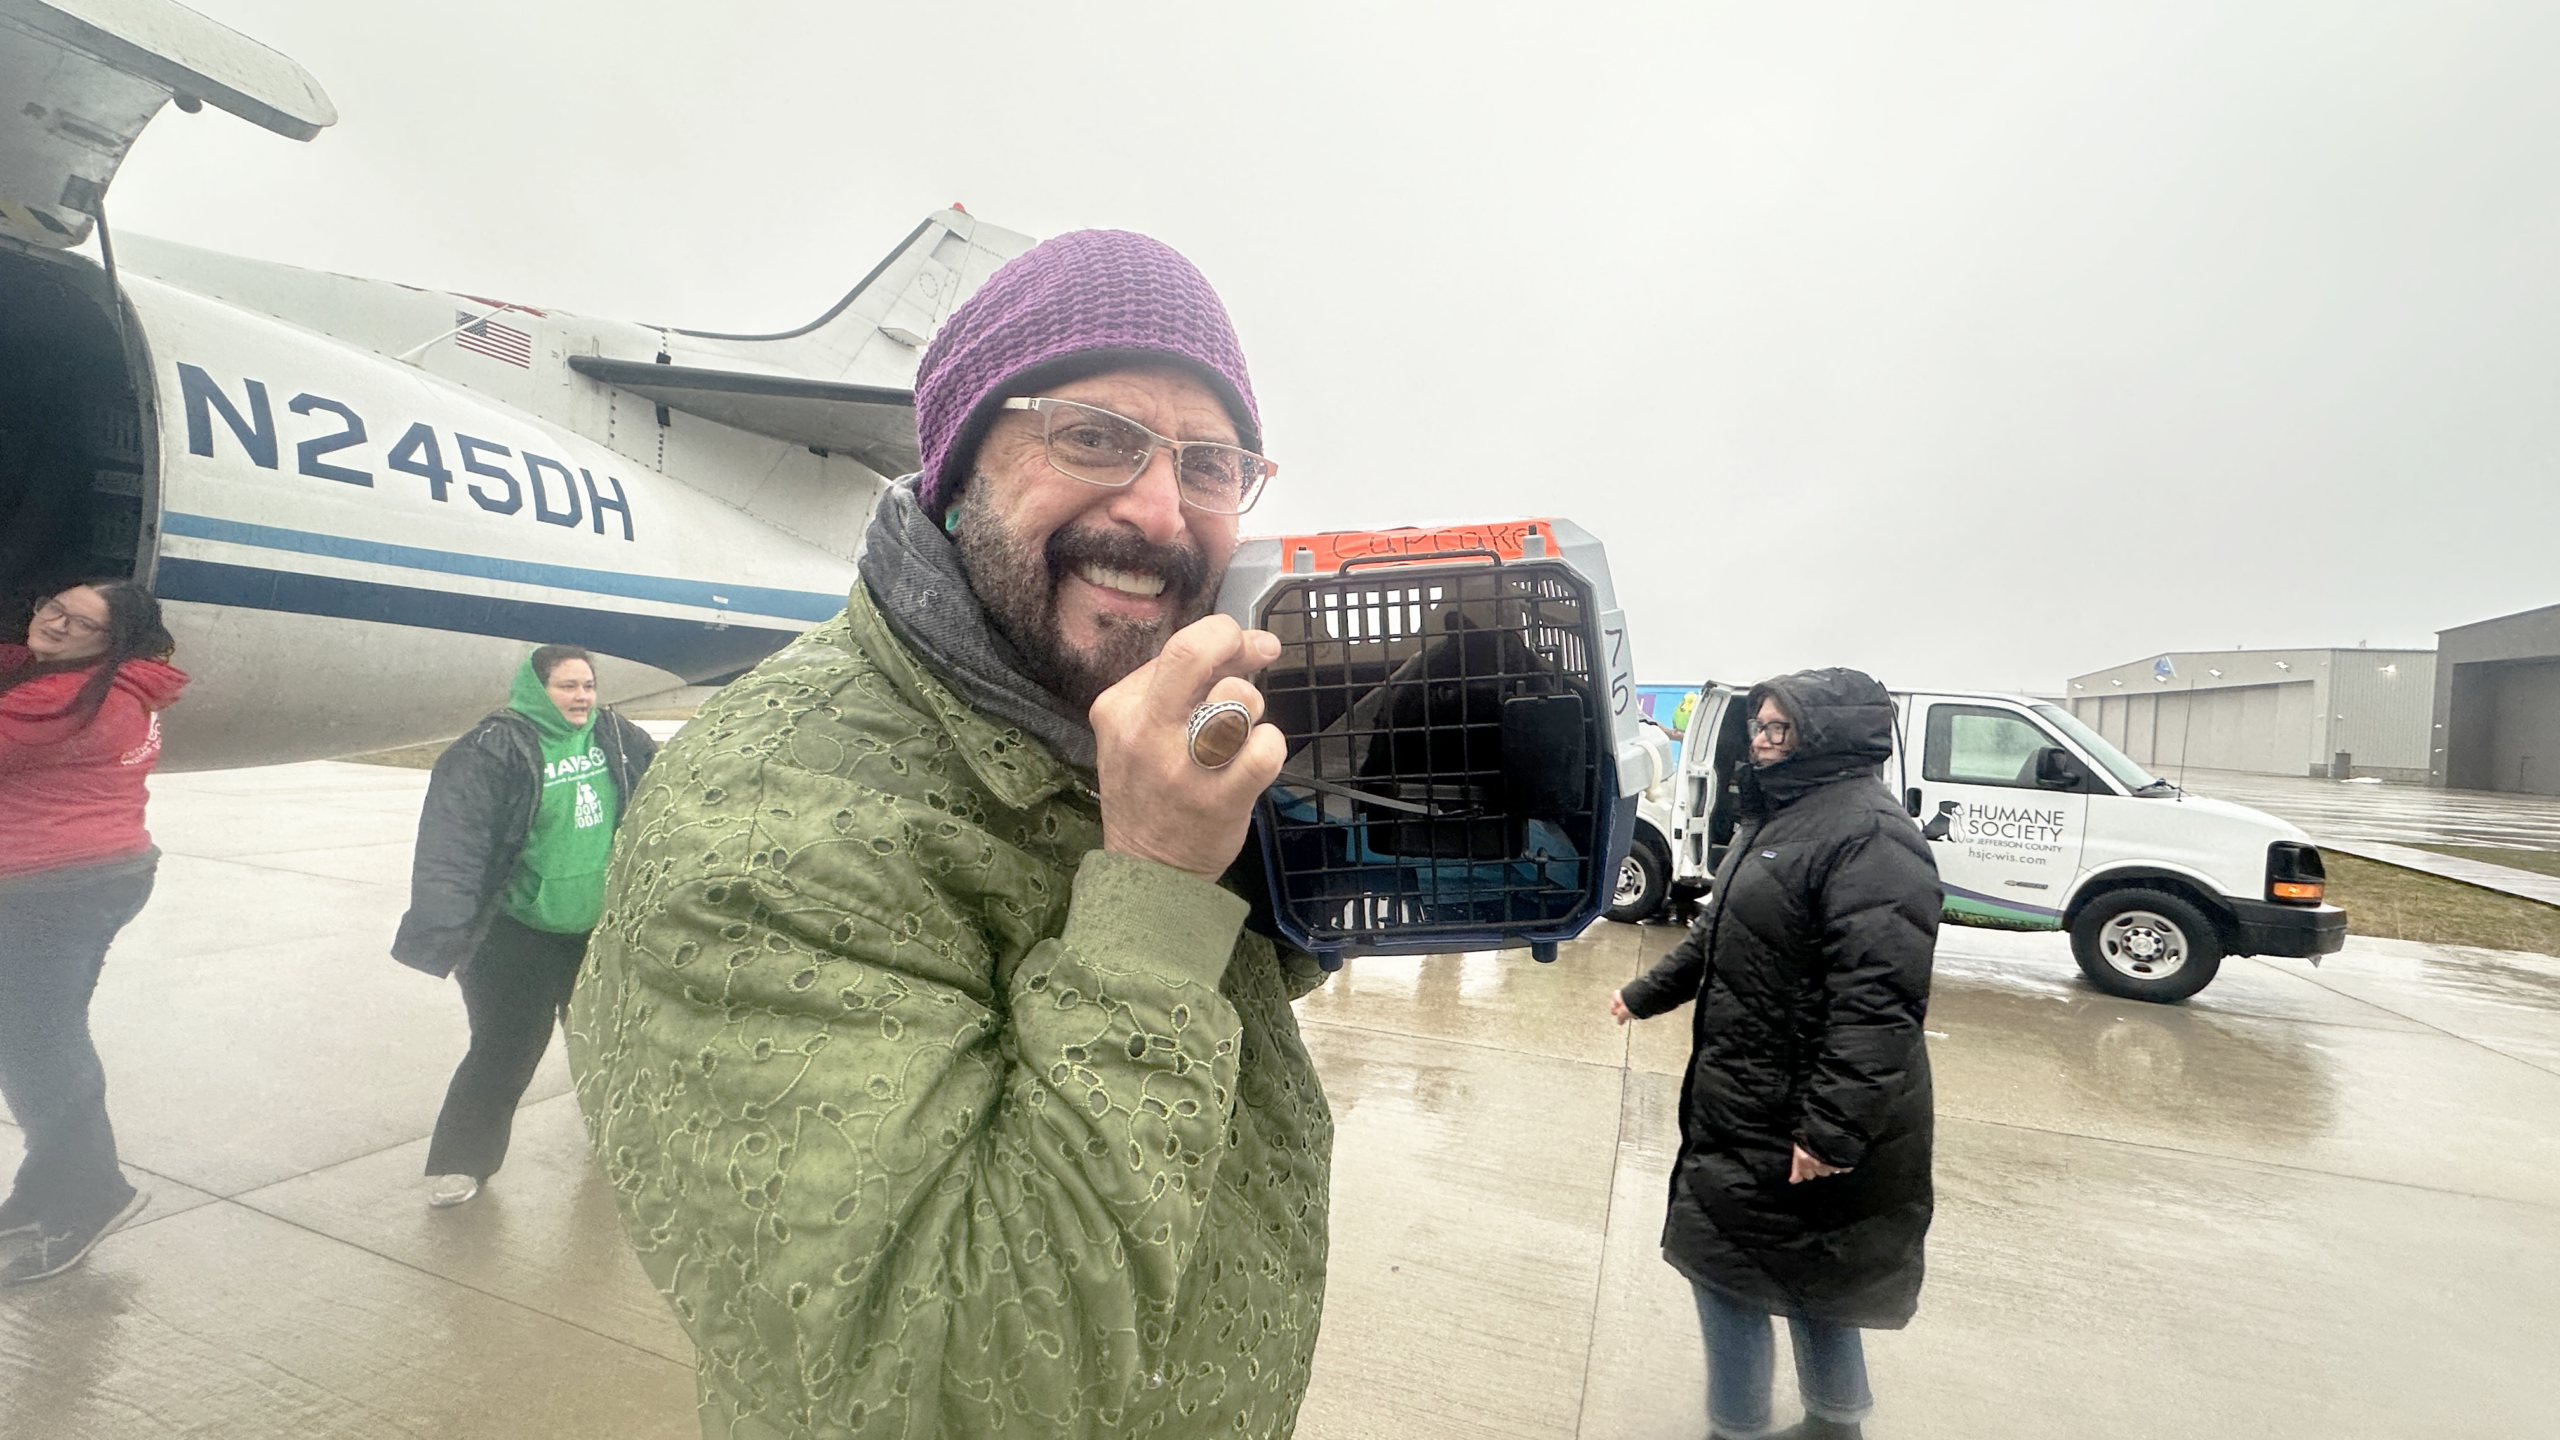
[1616,684,2347,1002]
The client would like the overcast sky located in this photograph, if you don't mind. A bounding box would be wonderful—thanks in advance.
[106,0,2560,694]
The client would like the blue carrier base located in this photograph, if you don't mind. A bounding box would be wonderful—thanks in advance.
[1260,770,1639,971]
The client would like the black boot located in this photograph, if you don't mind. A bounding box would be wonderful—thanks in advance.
[1783,1419,1863,1440]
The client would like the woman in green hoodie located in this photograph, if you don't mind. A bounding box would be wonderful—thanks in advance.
[392,645,656,1208]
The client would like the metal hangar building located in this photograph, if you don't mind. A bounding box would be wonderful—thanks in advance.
[2433,602,2560,795]
[2063,648,2435,782]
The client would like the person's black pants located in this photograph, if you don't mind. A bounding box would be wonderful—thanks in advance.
[0,860,154,1229]
[423,913,587,1180]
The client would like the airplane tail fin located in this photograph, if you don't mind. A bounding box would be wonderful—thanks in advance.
[670,207,1037,389]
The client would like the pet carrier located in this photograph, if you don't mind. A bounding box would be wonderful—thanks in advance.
[1216,518,1647,968]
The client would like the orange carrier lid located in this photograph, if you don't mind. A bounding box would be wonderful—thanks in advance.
[1263,518,1560,572]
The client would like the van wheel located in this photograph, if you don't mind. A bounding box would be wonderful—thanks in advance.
[1608,838,1670,924]
[2071,890,2223,1002]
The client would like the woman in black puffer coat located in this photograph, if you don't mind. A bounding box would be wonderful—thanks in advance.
[1612,668,1939,1440]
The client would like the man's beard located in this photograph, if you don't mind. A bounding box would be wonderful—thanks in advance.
[951,482,1216,713]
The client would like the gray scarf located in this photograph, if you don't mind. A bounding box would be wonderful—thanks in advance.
[857,481,1098,771]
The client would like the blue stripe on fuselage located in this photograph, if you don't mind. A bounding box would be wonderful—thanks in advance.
[154,557,811,683]
[161,513,847,622]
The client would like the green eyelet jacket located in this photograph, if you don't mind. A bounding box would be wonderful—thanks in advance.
[566,584,1334,1440]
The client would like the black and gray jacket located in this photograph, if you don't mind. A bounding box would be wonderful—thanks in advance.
[1619,667,1940,1329]
[390,706,656,978]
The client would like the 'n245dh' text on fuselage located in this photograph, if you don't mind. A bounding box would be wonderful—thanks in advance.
[178,363,637,541]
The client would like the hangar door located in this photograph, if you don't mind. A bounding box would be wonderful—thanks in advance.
[2149,682,2314,776]
[2476,659,2560,795]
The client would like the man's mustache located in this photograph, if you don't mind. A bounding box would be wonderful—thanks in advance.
[1045,524,1209,603]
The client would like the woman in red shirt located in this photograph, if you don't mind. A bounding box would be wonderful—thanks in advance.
[0,579,186,1285]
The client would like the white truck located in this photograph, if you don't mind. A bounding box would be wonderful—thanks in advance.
[1611,684,2348,1002]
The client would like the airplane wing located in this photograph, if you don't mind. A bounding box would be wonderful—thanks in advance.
[0,0,334,248]
[566,358,921,477]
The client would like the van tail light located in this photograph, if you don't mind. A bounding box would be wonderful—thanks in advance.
[2267,842,2327,905]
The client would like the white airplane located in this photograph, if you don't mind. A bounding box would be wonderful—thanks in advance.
[1,0,1034,768]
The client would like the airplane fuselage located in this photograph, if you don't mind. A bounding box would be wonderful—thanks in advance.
[0,211,1029,768]
[1,1,1031,768]
[130,253,855,767]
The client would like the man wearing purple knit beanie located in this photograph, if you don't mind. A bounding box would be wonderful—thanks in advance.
[570,230,1333,1440]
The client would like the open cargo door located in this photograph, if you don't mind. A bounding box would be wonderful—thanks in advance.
[0,0,333,248]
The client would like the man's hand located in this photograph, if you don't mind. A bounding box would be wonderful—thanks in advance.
[1092,615,1287,880]
[1608,990,1634,1025]
[1788,1143,1849,1184]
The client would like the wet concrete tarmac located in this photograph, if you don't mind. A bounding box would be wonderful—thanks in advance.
[2170,767,2560,903]
[4,761,2556,1438]
[2177,766,2560,851]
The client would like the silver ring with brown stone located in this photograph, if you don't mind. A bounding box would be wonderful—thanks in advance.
[1186,699,1253,771]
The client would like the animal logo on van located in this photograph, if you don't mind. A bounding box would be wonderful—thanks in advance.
[1932,800,2075,863]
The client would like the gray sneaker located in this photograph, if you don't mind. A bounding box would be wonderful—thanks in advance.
[0,1189,150,1286]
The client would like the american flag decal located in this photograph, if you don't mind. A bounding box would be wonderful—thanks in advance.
[455,310,533,368]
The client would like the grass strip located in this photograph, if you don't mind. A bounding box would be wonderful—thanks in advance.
[2416,844,2560,881]
[2321,850,2560,955]
[344,705,695,770]
[344,740,450,769]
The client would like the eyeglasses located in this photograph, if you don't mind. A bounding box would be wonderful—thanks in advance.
[1000,397,1277,515]
[1747,719,1793,742]
[34,597,106,638]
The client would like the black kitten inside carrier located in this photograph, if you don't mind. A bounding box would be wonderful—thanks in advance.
[1217,521,1645,967]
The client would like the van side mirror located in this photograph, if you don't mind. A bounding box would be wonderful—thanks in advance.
[2033,747,2085,790]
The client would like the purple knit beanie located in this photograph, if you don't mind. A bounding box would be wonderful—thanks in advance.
[913,229,1261,516]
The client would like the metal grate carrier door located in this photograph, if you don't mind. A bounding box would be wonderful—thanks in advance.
[1253,557,1611,960]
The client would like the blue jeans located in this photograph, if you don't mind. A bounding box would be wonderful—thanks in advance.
[1692,1282,1874,1437]
[0,859,154,1229]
